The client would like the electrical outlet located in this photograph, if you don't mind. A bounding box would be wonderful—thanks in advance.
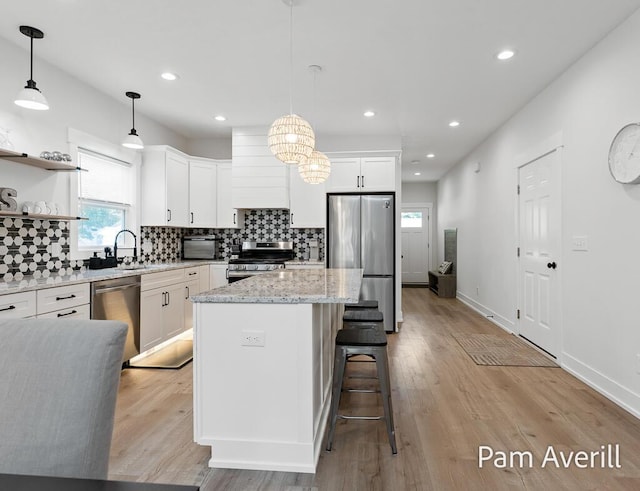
[241,330,265,347]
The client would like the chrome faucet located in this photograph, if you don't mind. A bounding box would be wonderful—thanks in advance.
[114,229,137,261]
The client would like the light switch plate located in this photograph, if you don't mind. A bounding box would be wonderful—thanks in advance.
[571,235,588,251]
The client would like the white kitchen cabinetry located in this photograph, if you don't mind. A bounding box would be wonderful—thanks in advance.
[232,127,290,209]
[217,162,243,229]
[184,278,199,332]
[140,269,186,351]
[198,265,211,293]
[289,167,326,228]
[210,264,229,289]
[36,283,90,320]
[326,156,396,192]
[0,291,36,319]
[141,146,189,227]
[189,158,217,228]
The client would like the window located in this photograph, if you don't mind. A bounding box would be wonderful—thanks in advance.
[77,149,136,251]
[401,211,423,228]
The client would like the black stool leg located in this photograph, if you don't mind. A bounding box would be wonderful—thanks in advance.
[376,347,397,454]
[326,344,347,451]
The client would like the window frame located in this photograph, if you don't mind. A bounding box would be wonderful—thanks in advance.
[68,128,141,261]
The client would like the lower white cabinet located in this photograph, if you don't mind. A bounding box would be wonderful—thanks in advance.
[0,291,36,319]
[37,303,90,320]
[140,269,189,352]
[36,283,90,320]
[210,264,228,289]
[184,278,199,332]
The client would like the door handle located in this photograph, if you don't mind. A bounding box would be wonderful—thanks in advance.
[361,175,365,188]
[191,212,194,224]
[357,176,360,188]
[185,285,190,299]
[291,213,294,225]
[547,261,557,269]
[167,209,172,222]
[233,212,236,225]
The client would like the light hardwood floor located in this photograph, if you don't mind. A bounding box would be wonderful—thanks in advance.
[109,288,640,490]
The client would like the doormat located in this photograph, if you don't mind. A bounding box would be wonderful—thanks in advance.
[451,332,558,367]
[128,339,193,369]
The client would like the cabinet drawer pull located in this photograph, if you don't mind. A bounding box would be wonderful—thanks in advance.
[55,294,77,301]
[188,272,197,276]
[57,309,78,317]
[0,305,16,312]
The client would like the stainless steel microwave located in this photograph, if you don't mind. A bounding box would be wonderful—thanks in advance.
[182,235,218,260]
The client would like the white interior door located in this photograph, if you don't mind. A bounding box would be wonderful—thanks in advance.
[401,206,430,283]
[518,149,561,357]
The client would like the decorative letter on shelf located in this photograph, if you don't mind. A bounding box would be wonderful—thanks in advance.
[0,187,18,211]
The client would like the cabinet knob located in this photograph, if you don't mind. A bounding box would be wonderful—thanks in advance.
[546,261,557,269]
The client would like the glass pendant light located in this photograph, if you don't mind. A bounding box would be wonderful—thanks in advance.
[299,65,331,184]
[268,0,315,164]
[14,26,49,111]
[122,92,144,150]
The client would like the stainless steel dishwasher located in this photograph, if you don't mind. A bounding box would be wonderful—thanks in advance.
[91,276,141,363]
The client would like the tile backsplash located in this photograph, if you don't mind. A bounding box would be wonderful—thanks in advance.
[140,209,324,262]
[0,217,84,282]
[0,210,324,281]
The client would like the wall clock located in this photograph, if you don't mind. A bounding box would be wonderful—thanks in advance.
[608,123,640,184]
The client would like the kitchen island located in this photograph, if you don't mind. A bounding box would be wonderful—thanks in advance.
[190,268,362,473]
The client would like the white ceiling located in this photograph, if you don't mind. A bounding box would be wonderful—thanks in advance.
[2,0,640,182]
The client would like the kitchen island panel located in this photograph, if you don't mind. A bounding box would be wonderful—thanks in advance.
[193,301,342,473]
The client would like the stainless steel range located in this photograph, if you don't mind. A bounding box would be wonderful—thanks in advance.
[227,241,294,283]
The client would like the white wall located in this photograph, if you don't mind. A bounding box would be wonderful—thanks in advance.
[438,10,640,417]
[0,36,185,215]
[186,137,231,160]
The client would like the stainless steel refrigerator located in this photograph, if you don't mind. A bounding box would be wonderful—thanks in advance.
[327,194,395,332]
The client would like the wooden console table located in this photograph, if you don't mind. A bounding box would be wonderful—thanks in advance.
[428,270,456,298]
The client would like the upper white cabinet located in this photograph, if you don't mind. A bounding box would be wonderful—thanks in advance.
[232,127,290,209]
[142,146,189,227]
[325,156,396,192]
[217,162,244,229]
[189,157,217,228]
[289,167,326,228]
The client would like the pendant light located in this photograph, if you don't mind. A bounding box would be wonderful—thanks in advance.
[299,65,330,184]
[14,26,49,111]
[268,0,315,164]
[122,91,144,150]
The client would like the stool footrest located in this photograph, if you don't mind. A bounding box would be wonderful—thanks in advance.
[344,388,380,393]
[338,415,383,421]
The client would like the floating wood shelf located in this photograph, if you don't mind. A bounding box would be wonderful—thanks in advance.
[0,148,83,171]
[0,210,87,221]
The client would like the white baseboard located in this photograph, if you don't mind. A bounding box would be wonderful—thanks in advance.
[456,291,515,334]
[562,353,640,419]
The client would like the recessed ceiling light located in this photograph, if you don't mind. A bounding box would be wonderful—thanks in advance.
[496,49,515,61]
[214,115,227,122]
[161,72,179,81]
[364,110,375,118]
[414,172,421,176]
[449,120,460,127]
[426,153,435,159]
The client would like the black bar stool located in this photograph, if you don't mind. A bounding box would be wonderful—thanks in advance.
[343,309,383,323]
[344,300,379,311]
[326,323,397,454]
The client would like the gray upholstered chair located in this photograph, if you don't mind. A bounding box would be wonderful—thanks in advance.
[0,318,127,480]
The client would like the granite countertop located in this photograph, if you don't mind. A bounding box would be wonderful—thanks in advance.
[191,268,362,304]
[0,260,228,294]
